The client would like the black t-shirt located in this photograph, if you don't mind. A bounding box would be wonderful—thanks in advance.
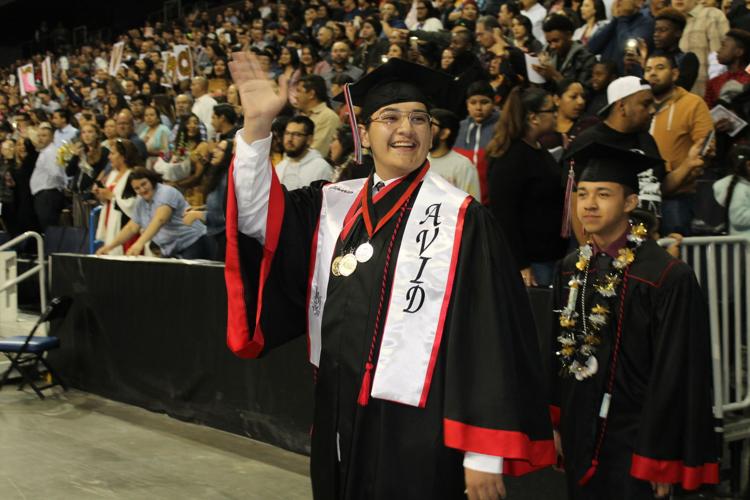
[570,122,666,218]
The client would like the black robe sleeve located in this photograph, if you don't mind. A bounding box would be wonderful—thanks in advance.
[442,203,556,475]
[629,261,719,489]
[225,152,324,359]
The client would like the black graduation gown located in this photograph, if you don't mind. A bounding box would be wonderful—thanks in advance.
[226,164,555,499]
[549,240,719,499]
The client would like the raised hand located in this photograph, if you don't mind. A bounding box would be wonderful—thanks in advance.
[228,51,289,144]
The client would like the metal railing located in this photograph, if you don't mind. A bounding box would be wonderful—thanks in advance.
[662,235,750,494]
[672,236,750,420]
[0,232,47,324]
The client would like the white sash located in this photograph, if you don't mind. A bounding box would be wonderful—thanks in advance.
[307,178,367,367]
[306,172,470,407]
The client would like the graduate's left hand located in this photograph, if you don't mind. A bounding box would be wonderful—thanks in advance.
[464,469,506,499]
[650,481,672,498]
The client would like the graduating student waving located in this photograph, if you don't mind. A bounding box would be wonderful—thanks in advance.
[225,54,555,500]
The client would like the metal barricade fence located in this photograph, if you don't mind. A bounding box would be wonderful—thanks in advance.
[669,235,750,493]
[674,236,750,425]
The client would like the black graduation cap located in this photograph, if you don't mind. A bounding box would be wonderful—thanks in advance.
[333,58,457,121]
[566,142,663,193]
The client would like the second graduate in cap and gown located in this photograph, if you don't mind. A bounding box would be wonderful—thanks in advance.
[550,143,719,499]
[225,56,555,499]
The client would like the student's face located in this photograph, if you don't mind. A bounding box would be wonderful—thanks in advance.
[131,99,145,118]
[489,55,503,75]
[576,181,638,235]
[545,30,572,54]
[462,3,478,19]
[613,0,638,16]
[1,140,14,160]
[499,5,514,26]
[317,27,333,47]
[211,140,228,166]
[441,49,455,70]
[466,95,495,123]
[214,59,227,76]
[331,42,350,65]
[144,107,159,126]
[109,146,124,168]
[132,177,156,201]
[387,44,404,59]
[671,0,696,12]
[15,140,27,159]
[580,0,596,20]
[186,116,200,137]
[511,18,527,39]
[645,57,677,95]
[37,128,53,148]
[81,125,98,145]
[98,119,114,139]
[653,19,681,50]
[360,23,376,40]
[360,102,432,177]
[475,22,495,49]
[557,83,586,120]
[530,96,558,135]
[300,48,314,66]
[175,96,191,115]
[590,64,612,91]
[329,134,344,163]
[283,122,311,158]
[717,35,740,66]
[620,90,656,132]
[51,112,65,130]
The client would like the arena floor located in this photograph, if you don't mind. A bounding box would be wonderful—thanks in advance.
[0,312,722,500]
[0,388,312,500]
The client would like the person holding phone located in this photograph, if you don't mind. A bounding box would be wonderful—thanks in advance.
[645,52,714,235]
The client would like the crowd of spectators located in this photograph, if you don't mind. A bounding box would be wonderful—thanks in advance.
[0,0,748,276]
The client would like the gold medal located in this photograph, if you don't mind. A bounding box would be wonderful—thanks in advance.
[355,242,374,263]
[338,253,358,277]
[331,256,342,277]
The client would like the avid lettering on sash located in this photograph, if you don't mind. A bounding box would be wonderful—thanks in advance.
[307,172,470,407]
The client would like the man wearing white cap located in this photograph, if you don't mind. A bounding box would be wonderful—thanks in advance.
[567,76,704,243]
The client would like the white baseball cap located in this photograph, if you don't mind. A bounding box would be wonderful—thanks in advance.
[598,76,652,117]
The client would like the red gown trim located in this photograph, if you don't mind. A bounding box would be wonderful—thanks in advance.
[549,405,561,428]
[630,453,719,490]
[418,195,472,407]
[225,158,286,358]
[443,418,556,476]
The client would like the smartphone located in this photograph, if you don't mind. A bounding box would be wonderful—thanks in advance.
[409,36,419,48]
[700,130,715,157]
[624,38,639,57]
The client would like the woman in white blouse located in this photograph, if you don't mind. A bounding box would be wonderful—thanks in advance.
[573,0,608,45]
[93,139,139,255]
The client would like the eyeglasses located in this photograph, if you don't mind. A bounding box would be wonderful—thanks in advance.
[537,106,558,114]
[369,110,432,127]
[284,131,309,138]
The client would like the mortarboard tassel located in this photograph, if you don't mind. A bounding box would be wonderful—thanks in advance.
[357,362,374,406]
[578,459,599,485]
[561,161,575,238]
[343,83,362,165]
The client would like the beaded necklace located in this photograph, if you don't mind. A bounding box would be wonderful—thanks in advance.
[556,222,648,380]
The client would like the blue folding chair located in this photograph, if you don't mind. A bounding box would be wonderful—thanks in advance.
[0,297,72,399]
